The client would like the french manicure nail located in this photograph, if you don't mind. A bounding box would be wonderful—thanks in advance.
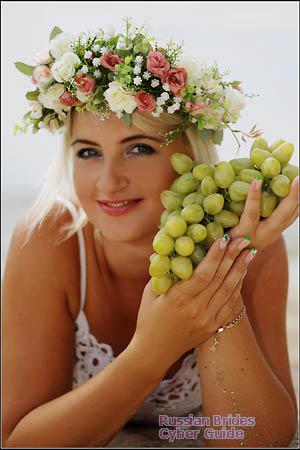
[219,233,231,249]
[245,247,257,263]
[237,236,252,251]
[254,177,263,191]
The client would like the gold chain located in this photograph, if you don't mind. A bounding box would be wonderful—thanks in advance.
[209,305,247,351]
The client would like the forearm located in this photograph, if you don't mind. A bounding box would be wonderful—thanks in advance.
[196,302,297,448]
[5,344,164,448]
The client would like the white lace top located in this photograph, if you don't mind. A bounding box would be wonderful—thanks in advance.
[56,195,202,424]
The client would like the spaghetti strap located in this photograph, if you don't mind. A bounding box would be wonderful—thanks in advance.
[55,195,87,313]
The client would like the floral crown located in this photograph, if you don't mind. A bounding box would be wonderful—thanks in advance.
[13,17,261,148]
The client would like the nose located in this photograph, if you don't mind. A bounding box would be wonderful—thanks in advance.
[95,159,129,194]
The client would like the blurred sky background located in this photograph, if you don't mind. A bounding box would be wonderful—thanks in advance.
[2,1,299,272]
[1,0,299,406]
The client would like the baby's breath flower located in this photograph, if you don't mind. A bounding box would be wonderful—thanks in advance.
[161,92,170,101]
[135,55,144,64]
[133,76,142,86]
[100,46,109,55]
[92,58,101,67]
[162,83,170,91]
[94,69,101,78]
[167,106,175,114]
[84,51,92,59]
[80,65,89,74]
[142,71,151,80]
[151,79,160,88]
[91,44,100,53]
[133,65,142,75]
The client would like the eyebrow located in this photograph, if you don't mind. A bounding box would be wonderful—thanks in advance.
[71,134,162,147]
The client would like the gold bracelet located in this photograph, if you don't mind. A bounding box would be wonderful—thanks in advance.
[209,305,247,352]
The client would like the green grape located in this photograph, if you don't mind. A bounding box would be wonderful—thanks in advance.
[175,236,195,256]
[186,223,208,242]
[271,143,294,166]
[270,174,291,197]
[214,209,240,228]
[214,161,236,188]
[235,176,240,181]
[250,137,269,151]
[228,181,251,202]
[149,253,156,263]
[193,163,215,181]
[261,191,277,217]
[167,209,182,220]
[165,216,187,238]
[203,193,224,215]
[230,158,255,175]
[261,157,281,178]
[151,274,173,295]
[250,148,271,169]
[281,164,299,182]
[181,204,205,223]
[161,190,184,211]
[200,176,218,196]
[269,139,286,152]
[170,177,181,192]
[239,168,263,183]
[159,210,170,228]
[153,231,175,255]
[171,152,194,174]
[149,254,171,277]
[170,255,193,280]
[205,222,224,246]
[190,245,206,266]
[182,191,205,207]
[176,173,199,194]
[229,200,246,217]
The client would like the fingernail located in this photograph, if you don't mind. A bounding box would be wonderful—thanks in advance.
[245,247,257,263]
[254,177,264,191]
[237,236,252,251]
[219,233,231,249]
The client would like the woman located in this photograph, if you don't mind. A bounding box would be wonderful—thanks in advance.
[3,22,299,447]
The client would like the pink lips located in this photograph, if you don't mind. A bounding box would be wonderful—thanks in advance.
[97,199,142,216]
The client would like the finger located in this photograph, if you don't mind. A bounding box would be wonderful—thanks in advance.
[199,236,252,302]
[214,279,244,328]
[206,247,255,312]
[229,178,263,240]
[169,234,231,301]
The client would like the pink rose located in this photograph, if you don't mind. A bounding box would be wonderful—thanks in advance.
[161,68,187,95]
[60,92,81,107]
[146,51,170,78]
[100,52,124,72]
[33,47,52,65]
[135,91,156,112]
[31,65,52,86]
[74,74,96,95]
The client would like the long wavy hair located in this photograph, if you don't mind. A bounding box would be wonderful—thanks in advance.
[21,108,220,247]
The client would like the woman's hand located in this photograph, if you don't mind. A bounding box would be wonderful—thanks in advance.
[129,235,254,374]
[228,176,299,250]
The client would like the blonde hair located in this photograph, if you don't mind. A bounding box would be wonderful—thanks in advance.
[21,108,220,247]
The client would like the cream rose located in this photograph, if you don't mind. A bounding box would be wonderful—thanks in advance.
[51,52,81,83]
[223,85,246,118]
[38,83,65,111]
[103,81,137,118]
[49,33,75,59]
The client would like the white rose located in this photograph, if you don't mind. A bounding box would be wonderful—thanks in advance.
[33,47,52,65]
[49,33,75,59]
[176,53,204,85]
[103,81,137,118]
[223,85,246,117]
[28,101,43,119]
[51,52,81,82]
[38,83,64,110]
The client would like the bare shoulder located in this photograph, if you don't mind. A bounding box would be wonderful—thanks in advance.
[2,199,83,443]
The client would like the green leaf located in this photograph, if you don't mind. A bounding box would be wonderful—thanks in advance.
[212,129,224,145]
[49,26,63,42]
[123,112,131,128]
[25,90,39,101]
[14,62,36,76]
[198,128,213,141]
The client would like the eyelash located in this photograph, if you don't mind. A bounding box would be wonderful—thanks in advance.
[76,144,155,159]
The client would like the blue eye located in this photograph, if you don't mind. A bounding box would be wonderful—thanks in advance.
[76,144,155,159]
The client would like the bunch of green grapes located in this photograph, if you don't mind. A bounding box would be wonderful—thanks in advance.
[149,137,299,295]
